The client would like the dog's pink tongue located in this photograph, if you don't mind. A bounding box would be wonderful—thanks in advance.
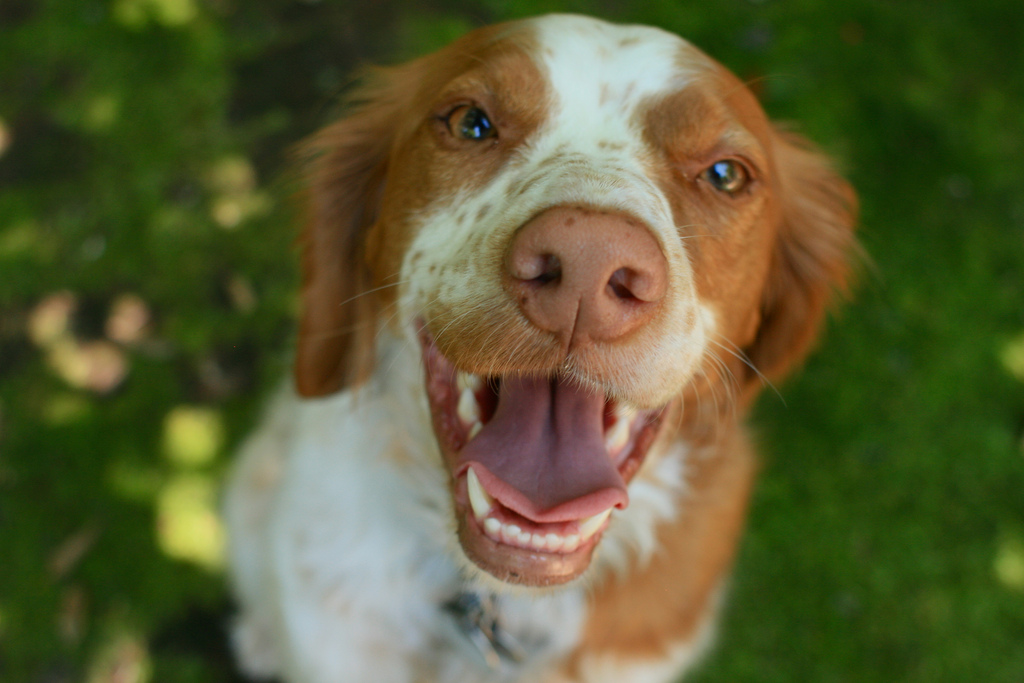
[458,375,628,523]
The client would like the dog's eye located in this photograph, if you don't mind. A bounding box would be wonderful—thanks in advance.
[702,160,749,194]
[447,105,496,141]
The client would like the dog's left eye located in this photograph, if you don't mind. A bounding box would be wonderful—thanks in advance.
[701,160,749,194]
[447,105,496,141]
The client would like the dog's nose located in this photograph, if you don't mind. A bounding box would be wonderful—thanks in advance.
[505,207,667,347]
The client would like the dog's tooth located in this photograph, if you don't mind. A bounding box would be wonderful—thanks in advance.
[545,533,564,552]
[466,467,494,521]
[504,524,522,545]
[457,387,481,426]
[604,417,630,454]
[457,372,483,392]
[615,403,638,422]
[562,534,581,553]
[487,518,503,540]
[531,533,546,550]
[579,508,613,541]
[484,517,501,538]
[467,422,482,440]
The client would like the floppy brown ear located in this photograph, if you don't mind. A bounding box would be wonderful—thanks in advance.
[745,128,859,384]
[294,71,411,397]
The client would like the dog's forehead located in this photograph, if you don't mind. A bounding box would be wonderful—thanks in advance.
[529,15,706,132]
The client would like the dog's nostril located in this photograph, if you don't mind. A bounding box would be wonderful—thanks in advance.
[533,254,562,285]
[608,268,637,300]
[608,266,664,303]
[515,253,562,285]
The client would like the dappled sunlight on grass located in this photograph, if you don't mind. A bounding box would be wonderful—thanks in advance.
[206,156,271,230]
[87,625,152,683]
[0,117,9,157]
[999,332,1024,383]
[28,291,133,394]
[162,406,224,468]
[0,219,55,259]
[994,532,1024,593]
[107,459,163,503]
[156,473,225,572]
[42,392,92,426]
[157,405,227,570]
[83,94,121,133]
[27,290,76,346]
[113,0,198,29]
[106,295,152,345]
[48,339,129,395]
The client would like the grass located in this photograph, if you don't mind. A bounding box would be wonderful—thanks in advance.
[1,0,1022,681]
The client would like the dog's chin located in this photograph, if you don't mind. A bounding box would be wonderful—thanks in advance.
[418,324,671,588]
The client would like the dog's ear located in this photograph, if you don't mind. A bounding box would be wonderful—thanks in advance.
[745,129,858,385]
[294,69,412,397]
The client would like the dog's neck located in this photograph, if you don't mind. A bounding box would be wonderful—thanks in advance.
[444,591,528,671]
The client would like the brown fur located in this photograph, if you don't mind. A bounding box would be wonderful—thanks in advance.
[295,23,547,396]
[569,426,757,667]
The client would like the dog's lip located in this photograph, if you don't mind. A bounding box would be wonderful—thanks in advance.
[418,322,668,585]
[457,517,601,587]
[455,485,602,586]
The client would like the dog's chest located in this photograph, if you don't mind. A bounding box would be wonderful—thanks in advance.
[275,387,590,683]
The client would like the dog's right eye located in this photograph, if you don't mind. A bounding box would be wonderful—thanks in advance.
[446,105,496,141]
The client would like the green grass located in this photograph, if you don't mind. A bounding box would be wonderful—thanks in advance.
[2,1,1022,681]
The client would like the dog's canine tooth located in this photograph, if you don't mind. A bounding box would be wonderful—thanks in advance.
[579,508,613,541]
[467,421,482,440]
[604,416,630,454]
[457,387,481,426]
[466,467,494,521]
[615,403,638,422]
[457,372,483,392]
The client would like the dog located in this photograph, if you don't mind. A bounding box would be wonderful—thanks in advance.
[223,14,856,683]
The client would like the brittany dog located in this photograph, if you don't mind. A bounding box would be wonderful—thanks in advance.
[224,14,857,683]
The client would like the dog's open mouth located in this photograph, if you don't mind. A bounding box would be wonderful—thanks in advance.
[420,327,667,586]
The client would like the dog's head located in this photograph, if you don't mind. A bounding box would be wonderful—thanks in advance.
[293,15,856,588]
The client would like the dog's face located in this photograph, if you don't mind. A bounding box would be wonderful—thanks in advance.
[295,15,855,588]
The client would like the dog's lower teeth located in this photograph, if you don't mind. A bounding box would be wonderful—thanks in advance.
[476,509,611,553]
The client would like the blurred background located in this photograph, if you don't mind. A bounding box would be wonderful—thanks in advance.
[1,0,1023,681]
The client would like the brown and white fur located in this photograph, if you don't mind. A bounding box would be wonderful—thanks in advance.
[224,14,856,683]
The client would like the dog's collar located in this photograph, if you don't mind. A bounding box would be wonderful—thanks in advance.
[443,592,528,670]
